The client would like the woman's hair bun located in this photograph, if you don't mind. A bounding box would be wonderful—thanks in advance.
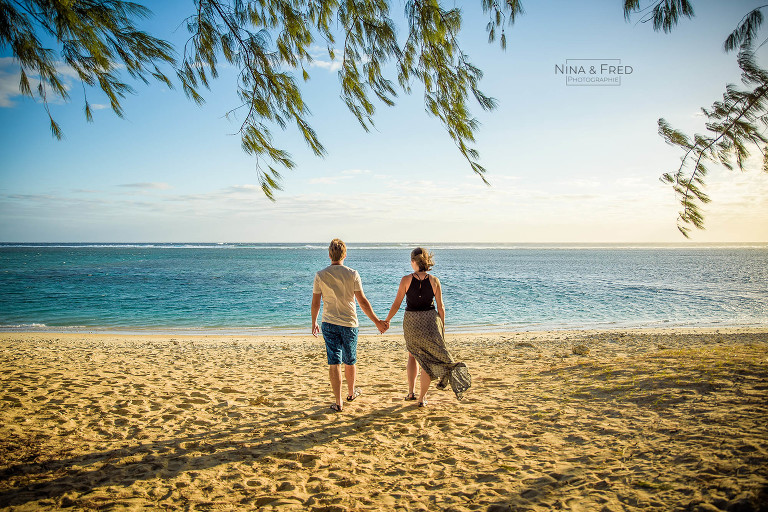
[411,247,435,271]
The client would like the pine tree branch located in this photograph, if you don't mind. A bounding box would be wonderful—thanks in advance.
[10,0,47,30]
[670,74,768,235]
[7,0,511,200]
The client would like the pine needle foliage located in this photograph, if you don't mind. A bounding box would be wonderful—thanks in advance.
[398,1,499,181]
[623,0,694,32]
[626,1,768,236]
[5,1,521,199]
[0,0,176,139]
[182,0,518,197]
[482,0,524,50]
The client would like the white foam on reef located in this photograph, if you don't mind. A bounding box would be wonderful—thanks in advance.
[2,242,766,250]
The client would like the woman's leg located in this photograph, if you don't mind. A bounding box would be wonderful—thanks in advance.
[418,367,431,404]
[407,352,418,396]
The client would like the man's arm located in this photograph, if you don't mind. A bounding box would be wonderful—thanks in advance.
[354,290,385,333]
[311,292,322,337]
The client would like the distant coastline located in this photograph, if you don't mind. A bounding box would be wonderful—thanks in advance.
[1,241,767,249]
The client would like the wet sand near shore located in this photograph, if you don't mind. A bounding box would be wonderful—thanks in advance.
[1,328,767,511]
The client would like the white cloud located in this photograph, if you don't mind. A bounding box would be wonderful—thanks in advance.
[0,58,115,108]
[309,45,341,72]
[558,177,602,189]
[310,59,342,72]
[227,184,262,193]
[309,176,349,185]
[119,182,172,190]
[2,163,767,243]
[0,59,21,107]
[308,169,373,184]
[307,45,343,72]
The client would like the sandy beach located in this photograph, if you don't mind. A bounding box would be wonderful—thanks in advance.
[1,328,766,511]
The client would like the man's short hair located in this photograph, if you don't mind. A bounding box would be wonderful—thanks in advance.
[329,238,346,262]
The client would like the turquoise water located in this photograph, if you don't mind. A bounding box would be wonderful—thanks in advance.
[1,243,766,334]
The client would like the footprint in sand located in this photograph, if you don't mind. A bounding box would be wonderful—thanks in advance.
[1,395,22,407]
[296,453,322,468]
[219,387,245,394]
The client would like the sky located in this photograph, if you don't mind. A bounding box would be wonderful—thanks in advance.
[1,0,767,243]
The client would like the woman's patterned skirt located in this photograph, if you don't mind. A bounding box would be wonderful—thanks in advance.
[403,309,471,400]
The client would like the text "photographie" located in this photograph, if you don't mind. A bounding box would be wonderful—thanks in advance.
[555,59,634,86]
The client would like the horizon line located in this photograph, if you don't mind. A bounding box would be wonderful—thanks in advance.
[2,241,766,246]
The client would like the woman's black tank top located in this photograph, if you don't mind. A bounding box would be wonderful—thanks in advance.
[405,273,435,311]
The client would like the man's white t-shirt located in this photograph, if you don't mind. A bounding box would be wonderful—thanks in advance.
[313,264,363,327]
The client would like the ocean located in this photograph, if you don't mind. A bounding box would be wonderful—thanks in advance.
[1,243,766,334]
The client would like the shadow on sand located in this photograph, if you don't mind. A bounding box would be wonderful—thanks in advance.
[0,402,409,508]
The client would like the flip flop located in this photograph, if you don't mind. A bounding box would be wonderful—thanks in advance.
[417,400,427,407]
[330,404,342,412]
[346,387,362,401]
[404,392,417,401]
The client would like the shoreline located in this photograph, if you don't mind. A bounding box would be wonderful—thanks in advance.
[1,325,766,342]
[2,328,767,511]
[2,322,767,338]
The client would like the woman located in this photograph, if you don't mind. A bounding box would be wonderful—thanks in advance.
[383,248,470,407]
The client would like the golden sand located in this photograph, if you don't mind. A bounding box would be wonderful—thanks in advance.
[1,329,767,511]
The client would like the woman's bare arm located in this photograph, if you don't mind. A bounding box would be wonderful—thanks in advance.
[432,276,445,326]
[384,275,410,323]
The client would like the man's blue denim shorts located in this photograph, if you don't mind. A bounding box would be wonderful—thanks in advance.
[321,322,358,365]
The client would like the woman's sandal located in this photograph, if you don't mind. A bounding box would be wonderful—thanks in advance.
[417,400,427,407]
[330,404,342,412]
[346,387,362,401]
[404,392,417,401]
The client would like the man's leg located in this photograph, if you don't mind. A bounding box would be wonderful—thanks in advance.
[329,364,343,407]
[344,364,356,397]
[341,326,359,399]
[322,323,344,409]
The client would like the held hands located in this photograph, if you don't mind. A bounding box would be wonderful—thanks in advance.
[375,318,389,334]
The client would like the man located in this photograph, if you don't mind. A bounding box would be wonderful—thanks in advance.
[311,238,386,412]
